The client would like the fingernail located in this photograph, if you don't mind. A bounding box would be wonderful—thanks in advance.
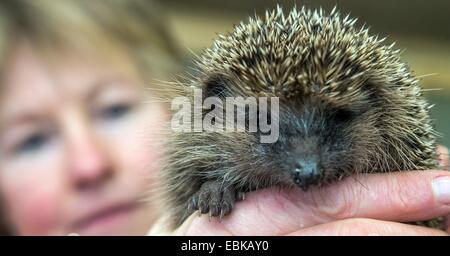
[437,146,449,168]
[432,176,450,204]
[438,155,445,167]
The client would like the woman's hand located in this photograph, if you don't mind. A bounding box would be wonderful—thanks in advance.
[149,146,450,236]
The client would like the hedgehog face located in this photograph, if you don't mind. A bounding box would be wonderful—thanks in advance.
[261,96,378,190]
[198,73,381,190]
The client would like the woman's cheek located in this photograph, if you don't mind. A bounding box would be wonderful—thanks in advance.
[0,156,66,235]
[132,104,167,176]
[0,147,68,235]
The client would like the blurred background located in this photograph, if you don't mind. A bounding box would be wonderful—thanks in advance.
[161,0,450,147]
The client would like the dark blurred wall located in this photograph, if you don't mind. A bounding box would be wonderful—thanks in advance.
[164,0,450,41]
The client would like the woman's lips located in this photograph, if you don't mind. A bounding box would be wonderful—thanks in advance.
[72,202,140,235]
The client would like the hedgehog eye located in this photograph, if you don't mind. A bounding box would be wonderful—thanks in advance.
[333,108,356,123]
[203,73,231,99]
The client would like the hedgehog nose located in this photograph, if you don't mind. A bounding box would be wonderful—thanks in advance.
[293,159,322,190]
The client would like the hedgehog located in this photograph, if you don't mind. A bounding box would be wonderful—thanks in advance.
[159,6,439,229]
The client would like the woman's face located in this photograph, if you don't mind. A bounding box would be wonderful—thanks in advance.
[0,42,167,235]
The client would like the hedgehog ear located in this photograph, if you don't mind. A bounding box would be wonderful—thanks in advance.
[202,73,232,99]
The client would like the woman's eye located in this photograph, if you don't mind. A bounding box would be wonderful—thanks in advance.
[100,103,132,121]
[16,133,48,154]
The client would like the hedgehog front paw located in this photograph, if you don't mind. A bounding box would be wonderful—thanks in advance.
[187,180,237,220]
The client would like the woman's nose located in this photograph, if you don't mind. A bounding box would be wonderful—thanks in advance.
[64,113,113,190]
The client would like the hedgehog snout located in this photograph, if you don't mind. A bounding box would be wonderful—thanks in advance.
[292,155,323,190]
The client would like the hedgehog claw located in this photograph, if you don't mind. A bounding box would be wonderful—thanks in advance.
[236,191,246,201]
[219,208,225,222]
[187,180,237,221]
[187,195,199,212]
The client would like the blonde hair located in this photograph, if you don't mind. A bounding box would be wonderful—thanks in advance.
[0,0,181,82]
[0,0,181,235]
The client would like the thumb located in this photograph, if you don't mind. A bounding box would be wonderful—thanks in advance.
[147,213,207,236]
[146,215,175,235]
